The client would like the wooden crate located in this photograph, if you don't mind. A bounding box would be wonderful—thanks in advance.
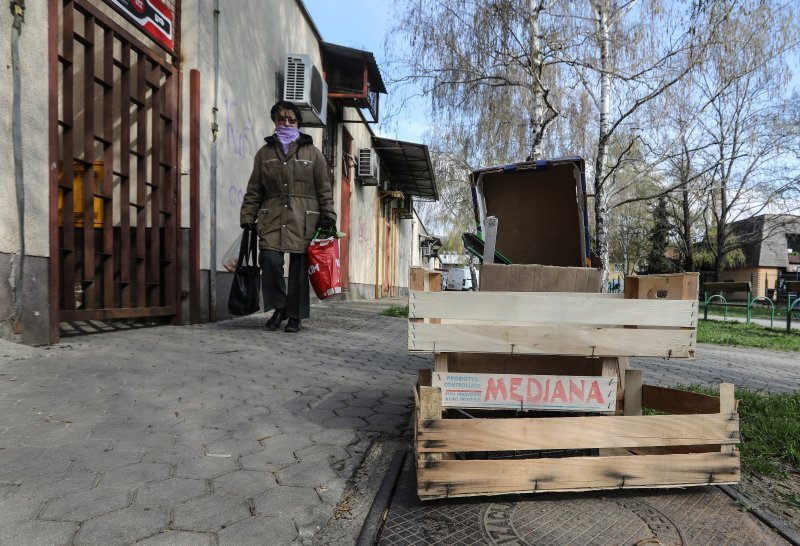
[414,370,739,500]
[408,288,698,358]
[408,268,738,500]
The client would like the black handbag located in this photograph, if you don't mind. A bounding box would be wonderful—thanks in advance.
[228,228,261,316]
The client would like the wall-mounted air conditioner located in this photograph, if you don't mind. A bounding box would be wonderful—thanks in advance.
[283,54,328,127]
[357,148,379,186]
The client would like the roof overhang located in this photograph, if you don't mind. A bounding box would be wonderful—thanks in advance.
[320,42,386,122]
[372,137,438,201]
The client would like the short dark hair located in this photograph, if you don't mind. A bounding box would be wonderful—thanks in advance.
[270,101,302,125]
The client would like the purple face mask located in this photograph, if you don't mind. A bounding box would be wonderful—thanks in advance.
[275,125,300,155]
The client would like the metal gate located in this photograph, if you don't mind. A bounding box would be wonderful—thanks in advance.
[50,0,180,328]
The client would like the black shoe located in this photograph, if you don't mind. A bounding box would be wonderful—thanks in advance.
[284,318,301,333]
[265,309,286,331]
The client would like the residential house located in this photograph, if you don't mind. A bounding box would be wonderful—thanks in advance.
[720,214,800,300]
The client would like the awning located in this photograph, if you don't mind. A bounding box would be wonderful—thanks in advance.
[372,137,438,201]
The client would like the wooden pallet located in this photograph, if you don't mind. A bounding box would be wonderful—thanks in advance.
[408,268,738,500]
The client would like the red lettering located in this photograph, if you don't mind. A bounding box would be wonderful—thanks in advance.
[526,378,543,403]
[569,379,585,402]
[587,380,605,404]
[551,380,567,402]
[510,377,523,402]
[485,378,507,401]
[543,379,550,401]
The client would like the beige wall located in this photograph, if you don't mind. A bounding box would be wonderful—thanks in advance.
[339,108,380,289]
[181,0,324,271]
[715,267,778,300]
[0,2,50,258]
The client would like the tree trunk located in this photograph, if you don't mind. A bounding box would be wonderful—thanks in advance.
[713,183,728,282]
[593,0,611,289]
[681,186,694,271]
[528,0,544,160]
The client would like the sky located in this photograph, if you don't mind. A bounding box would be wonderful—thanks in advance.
[301,0,429,143]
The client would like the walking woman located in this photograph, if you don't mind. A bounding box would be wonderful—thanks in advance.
[240,101,336,332]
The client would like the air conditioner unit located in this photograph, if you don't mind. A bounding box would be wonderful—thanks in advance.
[357,148,379,185]
[283,54,328,127]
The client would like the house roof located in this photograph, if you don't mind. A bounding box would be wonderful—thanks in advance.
[729,214,800,268]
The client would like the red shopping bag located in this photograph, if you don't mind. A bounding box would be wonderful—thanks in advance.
[307,234,342,300]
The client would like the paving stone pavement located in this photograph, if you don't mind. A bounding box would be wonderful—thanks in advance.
[632,344,800,392]
[0,298,428,545]
[0,298,797,545]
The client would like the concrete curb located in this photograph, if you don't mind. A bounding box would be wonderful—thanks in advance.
[718,485,800,545]
[356,450,407,546]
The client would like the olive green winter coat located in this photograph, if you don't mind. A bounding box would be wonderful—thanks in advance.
[240,134,336,253]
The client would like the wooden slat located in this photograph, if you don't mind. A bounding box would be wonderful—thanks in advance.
[625,273,699,300]
[119,42,132,307]
[135,53,147,307]
[149,62,162,307]
[61,1,76,311]
[410,291,696,328]
[81,14,96,309]
[60,306,174,321]
[624,369,643,416]
[434,353,448,373]
[417,414,737,452]
[720,383,737,455]
[102,26,114,310]
[162,67,177,318]
[446,353,598,376]
[417,452,740,498]
[418,386,443,463]
[189,69,201,323]
[409,322,695,358]
[642,385,722,414]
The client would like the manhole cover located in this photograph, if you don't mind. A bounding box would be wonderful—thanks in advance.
[378,456,788,545]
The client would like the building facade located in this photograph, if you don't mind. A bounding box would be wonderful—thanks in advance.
[0,0,436,345]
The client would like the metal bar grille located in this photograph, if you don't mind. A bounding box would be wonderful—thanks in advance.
[54,0,179,324]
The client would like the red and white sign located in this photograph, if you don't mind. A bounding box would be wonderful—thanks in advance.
[432,372,617,413]
[108,0,174,51]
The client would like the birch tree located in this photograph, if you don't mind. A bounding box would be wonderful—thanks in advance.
[560,0,727,287]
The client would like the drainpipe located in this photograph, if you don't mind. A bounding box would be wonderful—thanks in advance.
[209,0,220,320]
[374,191,381,298]
[10,1,26,334]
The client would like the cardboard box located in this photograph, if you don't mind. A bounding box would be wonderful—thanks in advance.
[471,158,589,267]
[480,264,601,293]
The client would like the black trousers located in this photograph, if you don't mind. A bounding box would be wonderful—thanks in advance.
[259,250,310,320]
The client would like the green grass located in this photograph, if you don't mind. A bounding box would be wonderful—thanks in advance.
[381,304,409,318]
[682,385,800,477]
[697,319,800,351]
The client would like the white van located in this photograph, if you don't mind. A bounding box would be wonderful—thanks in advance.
[445,267,474,291]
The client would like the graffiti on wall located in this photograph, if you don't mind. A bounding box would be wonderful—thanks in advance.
[224,98,260,159]
[223,97,264,207]
[356,216,369,245]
